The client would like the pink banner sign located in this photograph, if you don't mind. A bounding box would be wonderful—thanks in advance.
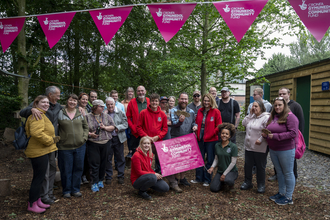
[0,18,25,53]
[288,0,330,42]
[148,3,196,42]
[213,0,268,43]
[37,12,75,49]
[89,7,133,45]
[154,133,204,177]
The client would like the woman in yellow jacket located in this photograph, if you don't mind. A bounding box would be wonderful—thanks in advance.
[25,95,59,213]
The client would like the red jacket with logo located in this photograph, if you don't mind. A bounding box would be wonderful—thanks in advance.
[195,107,222,142]
[126,97,150,138]
[130,147,155,185]
[137,105,168,140]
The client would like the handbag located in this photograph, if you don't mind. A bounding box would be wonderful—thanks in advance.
[13,121,30,150]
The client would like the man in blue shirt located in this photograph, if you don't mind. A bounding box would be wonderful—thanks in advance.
[110,90,125,113]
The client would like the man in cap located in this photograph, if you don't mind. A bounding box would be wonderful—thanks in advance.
[188,90,201,115]
[217,87,240,144]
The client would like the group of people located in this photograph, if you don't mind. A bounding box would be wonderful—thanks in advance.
[20,84,303,213]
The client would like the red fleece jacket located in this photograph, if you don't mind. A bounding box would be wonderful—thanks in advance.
[126,97,150,138]
[137,106,168,140]
[130,148,155,185]
[195,107,222,142]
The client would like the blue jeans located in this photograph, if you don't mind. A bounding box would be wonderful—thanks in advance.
[195,140,217,183]
[58,144,86,195]
[270,148,295,199]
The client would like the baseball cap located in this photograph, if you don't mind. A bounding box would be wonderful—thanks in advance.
[193,91,201,95]
[221,87,229,92]
[92,99,105,107]
[160,96,169,101]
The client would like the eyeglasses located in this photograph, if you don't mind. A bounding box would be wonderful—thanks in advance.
[193,94,200,97]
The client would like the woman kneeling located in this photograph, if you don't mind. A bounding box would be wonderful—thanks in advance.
[208,123,238,192]
[130,137,169,200]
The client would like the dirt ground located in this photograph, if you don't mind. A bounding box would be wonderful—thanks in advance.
[0,142,329,220]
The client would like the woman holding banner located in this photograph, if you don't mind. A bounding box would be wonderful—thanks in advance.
[130,137,169,200]
[208,123,238,192]
[191,93,222,187]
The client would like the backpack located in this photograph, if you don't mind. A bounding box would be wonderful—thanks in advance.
[13,121,30,150]
[295,130,306,159]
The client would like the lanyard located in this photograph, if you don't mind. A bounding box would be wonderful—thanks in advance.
[92,113,103,126]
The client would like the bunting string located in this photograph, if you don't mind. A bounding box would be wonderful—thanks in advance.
[0,0,329,52]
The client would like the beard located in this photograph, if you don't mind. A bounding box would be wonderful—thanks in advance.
[138,95,145,99]
[179,102,187,109]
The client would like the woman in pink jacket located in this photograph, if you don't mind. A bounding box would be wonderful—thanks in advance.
[241,100,270,193]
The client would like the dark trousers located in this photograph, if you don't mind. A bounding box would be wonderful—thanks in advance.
[274,158,298,179]
[129,135,141,155]
[82,147,90,180]
[41,151,56,200]
[133,174,169,192]
[244,150,268,186]
[58,144,86,195]
[106,136,125,180]
[29,154,49,204]
[87,140,110,184]
[210,171,238,192]
[195,140,217,183]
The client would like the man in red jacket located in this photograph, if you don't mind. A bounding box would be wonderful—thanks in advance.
[126,86,150,156]
[137,93,168,174]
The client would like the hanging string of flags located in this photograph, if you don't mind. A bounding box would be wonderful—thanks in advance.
[0,0,329,53]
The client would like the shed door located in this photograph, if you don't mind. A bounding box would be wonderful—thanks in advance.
[296,76,311,147]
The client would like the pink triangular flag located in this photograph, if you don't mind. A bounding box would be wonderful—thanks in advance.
[37,12,75,49]
[148,4,196,42]
[288,0,330,42]
[213,0,268,43]
[90,7,133,45]
[0,17,25,53]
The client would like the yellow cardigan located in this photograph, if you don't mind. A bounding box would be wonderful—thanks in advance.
[24,109,58,158]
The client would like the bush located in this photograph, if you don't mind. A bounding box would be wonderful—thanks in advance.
[238,105,246,131]
[0,93,22,129]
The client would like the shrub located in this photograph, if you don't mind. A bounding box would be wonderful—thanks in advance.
[0,93,22,129]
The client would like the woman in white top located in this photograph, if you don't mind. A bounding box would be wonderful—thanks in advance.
[240,100,270,193]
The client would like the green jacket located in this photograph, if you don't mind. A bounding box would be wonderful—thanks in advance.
[57,109,89,150]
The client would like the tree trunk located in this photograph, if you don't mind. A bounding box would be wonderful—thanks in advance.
[73,30,80,95]
[200,9,209,96]
[94,39,100,90]
[17,0,29,108]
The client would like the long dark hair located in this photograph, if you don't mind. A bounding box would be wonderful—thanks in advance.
[267,97,290,125]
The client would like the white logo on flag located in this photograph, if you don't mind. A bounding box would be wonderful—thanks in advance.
[161,143,169,152]
[299,0,307,10]
[102,14,122,25]
[97,12,103,20]
[223,5,230,13]
[230,7,255,19]
[156,8,162,17]
[43,18,49,25]
[155,8,184,23]
[0,22,3,29]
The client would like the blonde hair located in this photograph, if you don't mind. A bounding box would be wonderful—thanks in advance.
[201,93,218,109]
[138,136,153,157]
[253,88,264,96]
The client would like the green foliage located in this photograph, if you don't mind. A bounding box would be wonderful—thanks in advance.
[0,93,22,129]
[237,105,246,132]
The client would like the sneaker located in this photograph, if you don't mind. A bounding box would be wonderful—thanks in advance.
[91,183,99,193]
[82,175,89,184]
[179,178,191,186]
[105,179,112,185]
[138,191,152,200]
[268,175,277,182]
[190,180,201,184]
[118,177,124,185]
[203,182,209,187]
[41,197,54,205]
[72,192,82,197]
[275,196,293,205]
[240,182,253,190]
[98,181,104,188]
[63,193,71,198]
[269,192,284,201]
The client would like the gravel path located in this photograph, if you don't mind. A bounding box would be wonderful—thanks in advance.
[236,131,330,193]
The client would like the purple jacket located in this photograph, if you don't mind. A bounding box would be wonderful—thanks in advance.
[265,113,299,151]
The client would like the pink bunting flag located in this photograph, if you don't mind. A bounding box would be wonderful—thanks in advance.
[213,0,268,43]
[148,3,196,42]
[0,18,25,53]
[288,0,330,42]
[37,12,75,49]
[90,7,133,45]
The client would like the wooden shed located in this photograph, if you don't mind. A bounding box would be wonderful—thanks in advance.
[246,58,330,155]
